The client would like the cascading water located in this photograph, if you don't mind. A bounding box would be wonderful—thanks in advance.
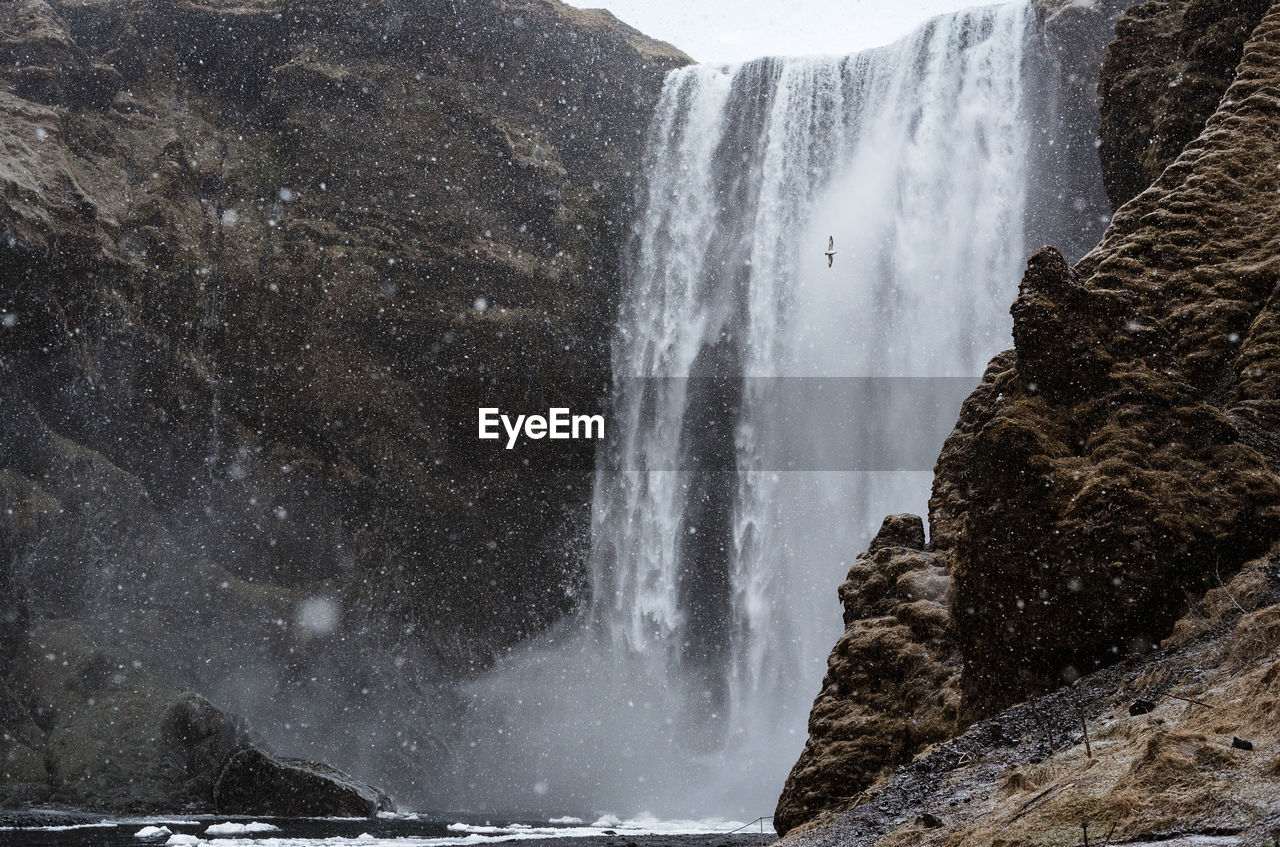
[447,1,1102,820]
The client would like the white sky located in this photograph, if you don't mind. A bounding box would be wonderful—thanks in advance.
[565,0,998,64]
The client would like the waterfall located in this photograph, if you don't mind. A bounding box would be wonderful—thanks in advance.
[447,1,1092,819]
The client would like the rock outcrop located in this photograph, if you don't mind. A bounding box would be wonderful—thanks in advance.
[952,0,1280,713]
[774,515,960,835]
[1097,0,1272,208]
[214,747,393,817]
[2,619,393,812]
[0,0,685,810]
[780,0,1280,838]
[781,549,1280,846]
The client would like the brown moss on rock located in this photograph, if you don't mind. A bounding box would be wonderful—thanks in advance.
[946,1,1280,714]
[774,515,961,835]
[781,1,1280,836]
[1098,0,1271,209]
[778,552,1280,847]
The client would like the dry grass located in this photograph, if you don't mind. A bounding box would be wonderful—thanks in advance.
[859,593,1280,847]
[1227,604,1280,670]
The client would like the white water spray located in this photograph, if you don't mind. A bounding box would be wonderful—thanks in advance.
[448,2,1077,819]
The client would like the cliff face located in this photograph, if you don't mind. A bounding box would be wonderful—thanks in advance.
[779,0,1280,839]
[1097,0,1271,208]
[782,548,1280,846]
[951,0,1280,715]
[0,0,685,810]
[774,1,1142,834]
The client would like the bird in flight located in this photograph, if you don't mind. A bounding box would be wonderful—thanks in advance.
[825,235,836,267]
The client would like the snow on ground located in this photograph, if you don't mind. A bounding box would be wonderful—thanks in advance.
[0,822,118,831]
[205,822,283,835]
[136,825,173,839]
[446,815,758,838]
[3,813,771,845]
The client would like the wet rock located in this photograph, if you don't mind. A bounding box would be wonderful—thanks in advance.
[213,747,394,817]
[0,0,687,810]
[5,618,389,814]
[867,513,927,552]
[774,539,960,835]
[0,810,103,828]
[162,694,252,802]
[1098,0,1272,208]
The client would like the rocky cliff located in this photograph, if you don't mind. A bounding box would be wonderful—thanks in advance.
[778,0,1280,841]
[0,0,685,811]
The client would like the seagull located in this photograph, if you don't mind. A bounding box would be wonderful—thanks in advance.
[825,235,836,267]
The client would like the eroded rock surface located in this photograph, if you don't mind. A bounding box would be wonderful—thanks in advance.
[781,551,1280,846]
[781,0,1280,837]
[1098,0,1272,208]
[774,515,960,835]
[0,0,685,809]
[214,747,393,817]
[952,0,1280,713]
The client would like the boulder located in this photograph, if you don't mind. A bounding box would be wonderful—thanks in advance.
[866,513,927,553]
[775,520,960,835]
[161,694,252,803]
[7,619,393,814]
[214,747,394,817]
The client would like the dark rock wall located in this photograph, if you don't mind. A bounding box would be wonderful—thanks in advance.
[1098,0,1272,208]
[952,0,1280,712]
[1026,0,1140,261]
[0,0,685,810]
[779,0,1280,835]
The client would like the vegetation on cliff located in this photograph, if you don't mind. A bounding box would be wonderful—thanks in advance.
[779,0,1280,841]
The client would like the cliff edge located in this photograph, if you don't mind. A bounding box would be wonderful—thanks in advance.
[778,0,1280,842]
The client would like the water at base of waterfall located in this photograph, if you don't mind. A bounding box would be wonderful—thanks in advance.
[0,812,775,847]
